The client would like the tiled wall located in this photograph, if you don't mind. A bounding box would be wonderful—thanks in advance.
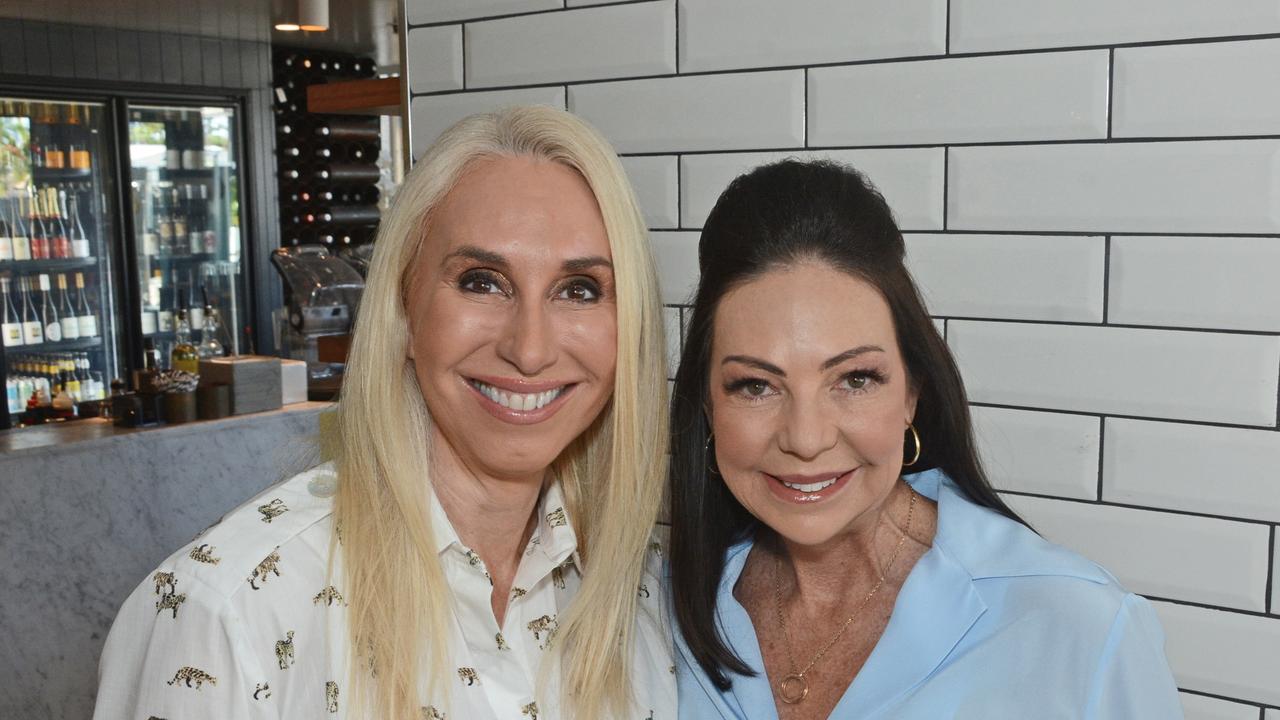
[402,1,1280,716]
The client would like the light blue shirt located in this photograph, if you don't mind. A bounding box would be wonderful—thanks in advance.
[675,469,1184,719]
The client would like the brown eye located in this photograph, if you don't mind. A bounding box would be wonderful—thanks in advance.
[459,270,504,295]
[558,279,600,302]
[744,380,770,396]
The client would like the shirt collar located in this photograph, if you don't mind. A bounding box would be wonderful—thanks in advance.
[428,480,581,569]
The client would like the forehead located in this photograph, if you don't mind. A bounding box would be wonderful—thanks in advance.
[424,154,611,262]
[713,263,900,363]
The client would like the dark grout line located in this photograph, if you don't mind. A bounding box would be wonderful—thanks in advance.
[970,400,1279,433]
[997,489,1277,528]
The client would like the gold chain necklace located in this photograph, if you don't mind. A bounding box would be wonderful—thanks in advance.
[771,484,917,705]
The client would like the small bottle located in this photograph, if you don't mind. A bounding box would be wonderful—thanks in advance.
[171,309,199,375]
[198,305,224,359]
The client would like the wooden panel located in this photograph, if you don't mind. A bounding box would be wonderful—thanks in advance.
[306,76,402,115]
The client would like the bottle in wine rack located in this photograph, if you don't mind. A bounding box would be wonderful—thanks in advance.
[47,187,70,259]
[314,118,380,143]
[38,274,61,343]
[2,276,23,348]
[69,192,90,259]
[11,195,31,262]
[56,273,79,341]
[316,163,381,184]
[75,272,98,338]
[0,199,12,262]
[28,189,48,260]
[20,276,43,345]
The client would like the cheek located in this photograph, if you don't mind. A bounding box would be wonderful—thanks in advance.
[558,310,618,380]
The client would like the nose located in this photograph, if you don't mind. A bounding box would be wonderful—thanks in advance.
[776,391,838,461]
[496,298,558,376]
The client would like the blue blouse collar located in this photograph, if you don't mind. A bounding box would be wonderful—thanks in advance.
[700,469,1107,718]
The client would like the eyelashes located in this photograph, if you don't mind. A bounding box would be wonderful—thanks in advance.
[456,268,605,303]
[721,369,889,401]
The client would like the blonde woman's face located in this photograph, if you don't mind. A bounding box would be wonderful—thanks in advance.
[708,263,918,547]
[406,155,618,481]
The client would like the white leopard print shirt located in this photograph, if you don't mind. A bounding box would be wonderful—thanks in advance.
[92,462,675,719]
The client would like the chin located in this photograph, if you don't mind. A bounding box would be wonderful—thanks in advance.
[766,518,847,548]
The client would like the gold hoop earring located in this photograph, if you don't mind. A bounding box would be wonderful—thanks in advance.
[903,423,922,467]
[705,433,720,477]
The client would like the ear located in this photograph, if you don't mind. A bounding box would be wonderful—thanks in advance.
[904,383,920,425]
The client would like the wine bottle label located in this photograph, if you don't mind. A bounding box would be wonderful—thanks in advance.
[189,306,204,330]
[143,233,159,255]
[158,310,174,333]
[0,237,12,261]
[45,321,62,342]
[60,316,80,340]
[71,239,90,258]
[189,232,202,255]
[79,314,98,338]
[2,322,22,347]
[13,237,30,261]
[22,320,42,345]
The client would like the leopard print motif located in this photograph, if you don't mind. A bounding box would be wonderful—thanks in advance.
[495,632,510,651]
[325,681,339,713]
[257,498,288,523]
[545,507,567,528]
[527,614,558,650]
[248,549,281,590]
[275,630,295,670]
[155,592,186,619]
[313,585,346,606]
[188,543,221,565]
[521,701,539,719]
[167,666,216,689]
[421,706,446,720]
[457,666,478,686]
[152,571,176,596]
[254,682,271,700]
[511,587,527,599]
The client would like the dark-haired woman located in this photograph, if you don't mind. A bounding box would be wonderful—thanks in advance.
[668,159,1182,719]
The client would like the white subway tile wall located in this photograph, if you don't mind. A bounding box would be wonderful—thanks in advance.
[403,0,1280,709]
[808,51,1109,146]
[405,25,463,94]
[465,1,675,88]
[905,233,1105,322]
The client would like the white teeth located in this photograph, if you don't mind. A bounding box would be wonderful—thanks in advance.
[782,477,838,493]
[472,381,565,411]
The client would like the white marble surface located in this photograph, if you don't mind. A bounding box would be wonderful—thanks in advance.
[0,402,332,719]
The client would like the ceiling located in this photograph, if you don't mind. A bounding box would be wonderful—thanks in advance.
[0,0,400,66]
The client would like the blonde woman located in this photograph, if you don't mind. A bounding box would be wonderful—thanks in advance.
[93,106,673,719]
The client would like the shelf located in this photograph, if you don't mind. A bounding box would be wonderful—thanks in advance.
[31,167,94,181]
[0,256,100,273]
[306,77,401,116]
[142,252,218,265]
[5,336,103,353]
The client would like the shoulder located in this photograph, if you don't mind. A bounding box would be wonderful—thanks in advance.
[142,462,340,605]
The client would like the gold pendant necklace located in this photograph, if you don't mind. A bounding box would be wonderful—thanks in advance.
[772,483,917,705]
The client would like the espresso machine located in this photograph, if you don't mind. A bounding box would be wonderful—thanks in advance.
[270,245,365,372]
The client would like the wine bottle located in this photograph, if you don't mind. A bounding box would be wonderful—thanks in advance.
[28,188,48,260]
[10,196,30,262]
[20,276,43,345]
[1,276,23,347]
[315,163,381,184]
[56,273,79,341]
[156,269,173,333]
[314,118,380,142]
[319,205,381,225]
[38,274,61,342]
[74,272,98,338]
[157,187,174,257]
[48,187,70,259]
[0,199,12,262]
[187,269,204,330]
[67,190,90,259]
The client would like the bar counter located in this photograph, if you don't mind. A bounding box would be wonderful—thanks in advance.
[0,401,333,719]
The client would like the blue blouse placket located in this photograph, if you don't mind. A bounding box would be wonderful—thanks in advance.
[711,470,990,719]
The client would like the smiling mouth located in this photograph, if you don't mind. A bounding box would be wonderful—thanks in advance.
[779,476,841,493]
[467,379,571,412]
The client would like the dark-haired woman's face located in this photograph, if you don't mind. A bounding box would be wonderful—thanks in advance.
[708,262,918,548]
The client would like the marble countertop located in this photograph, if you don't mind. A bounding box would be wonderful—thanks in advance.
[0,401,334,458]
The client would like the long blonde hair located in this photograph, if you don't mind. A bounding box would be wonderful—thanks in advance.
[331,105,669,719]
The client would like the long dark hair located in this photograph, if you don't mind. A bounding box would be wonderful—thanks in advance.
[669,159,1028,689]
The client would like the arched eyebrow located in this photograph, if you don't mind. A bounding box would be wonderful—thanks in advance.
[721,345,886,378]
[821,345,886,370]
[443,246,612,274]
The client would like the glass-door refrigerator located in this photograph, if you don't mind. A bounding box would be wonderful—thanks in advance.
[1,98,119,426]
[0,94,254,431]
[124,103,250,371]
